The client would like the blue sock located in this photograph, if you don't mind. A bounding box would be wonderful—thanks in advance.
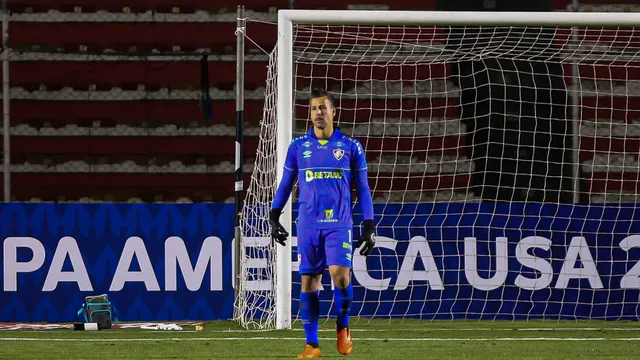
[300,291,320,347]
[334,283,353,331]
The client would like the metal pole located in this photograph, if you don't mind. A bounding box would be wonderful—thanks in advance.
[2,0,9,202]
[571,0,580,203]
[234,5,245,301]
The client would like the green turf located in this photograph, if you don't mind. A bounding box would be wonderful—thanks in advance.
[0,319,639,359]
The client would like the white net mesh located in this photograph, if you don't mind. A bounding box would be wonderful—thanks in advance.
[233,47,279,329]
[236,20,640,328]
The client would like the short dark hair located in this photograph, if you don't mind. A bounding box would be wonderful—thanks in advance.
[310,88,335,107]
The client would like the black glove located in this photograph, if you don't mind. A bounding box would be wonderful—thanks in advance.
[269,208,289,246]
[355,219,376,256]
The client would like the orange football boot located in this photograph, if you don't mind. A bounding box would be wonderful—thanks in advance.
[297,344,322,358]
[336,327,353,355]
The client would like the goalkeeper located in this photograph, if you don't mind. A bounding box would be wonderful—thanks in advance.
[270,88,376,358]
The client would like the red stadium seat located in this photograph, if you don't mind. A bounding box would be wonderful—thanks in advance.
[10,97,627,129]
[4,134,463,160]
[10,0,289,13]
[555,27,640,48]
[6,136,259,158]
[8,62,452,91]
[8,61,269,90]
[1,173,254,202]
[293,0,436,10]
[5,98,459,127]
[1,172,468,202]
[551,0,639,10]
[11,0,287,5]
[563,62,640,84]
[10,22,277,53]
[579,98,640,124]
[588,172,640,195]
[580,138,640,162]
[5,100,264,126]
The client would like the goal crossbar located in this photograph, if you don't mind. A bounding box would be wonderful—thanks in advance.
[278,10,640,26]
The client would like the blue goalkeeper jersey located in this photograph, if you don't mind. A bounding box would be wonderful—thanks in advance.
[272,128,374,230]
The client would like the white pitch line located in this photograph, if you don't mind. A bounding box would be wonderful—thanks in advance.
[217,327,640,333]
[142,331,198,333]
[2,328,637,333]
[517,328,640,331]
[2,337,640,342]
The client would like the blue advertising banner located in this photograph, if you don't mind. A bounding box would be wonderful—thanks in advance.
[1,202,639,322]
[295,202,640,321]
[0,203,237,322]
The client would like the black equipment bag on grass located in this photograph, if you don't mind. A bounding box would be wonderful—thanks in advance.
[77,294,118,329]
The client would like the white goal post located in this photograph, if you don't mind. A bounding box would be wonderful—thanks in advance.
[234,9,640,330]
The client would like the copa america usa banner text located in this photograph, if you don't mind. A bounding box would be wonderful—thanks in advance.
[0,204,237,322]
[1,203,639,322]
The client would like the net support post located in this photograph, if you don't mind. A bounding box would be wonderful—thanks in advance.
[570,0,581,203]
[234,5,245,305]
[276,10,293,330]
[2,0,9,202]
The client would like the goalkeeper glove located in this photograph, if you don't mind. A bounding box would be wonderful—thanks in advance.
[355,219,376,256]
[269,208,289,246]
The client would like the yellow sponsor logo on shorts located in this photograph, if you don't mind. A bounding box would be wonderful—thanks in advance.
[320,208,338,223]
[325,209,333,220]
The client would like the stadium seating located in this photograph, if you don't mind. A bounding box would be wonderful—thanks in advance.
[4,0,640,203]
[5,0,283,202]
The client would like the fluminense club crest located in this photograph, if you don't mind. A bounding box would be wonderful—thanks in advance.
[333,148,345,160]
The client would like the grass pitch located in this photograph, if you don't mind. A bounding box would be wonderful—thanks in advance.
[0,319,639,359]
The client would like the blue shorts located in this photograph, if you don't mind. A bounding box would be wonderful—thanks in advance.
[297,227,353,275]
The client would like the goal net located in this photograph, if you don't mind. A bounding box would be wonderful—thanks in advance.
[235,11,640,329]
